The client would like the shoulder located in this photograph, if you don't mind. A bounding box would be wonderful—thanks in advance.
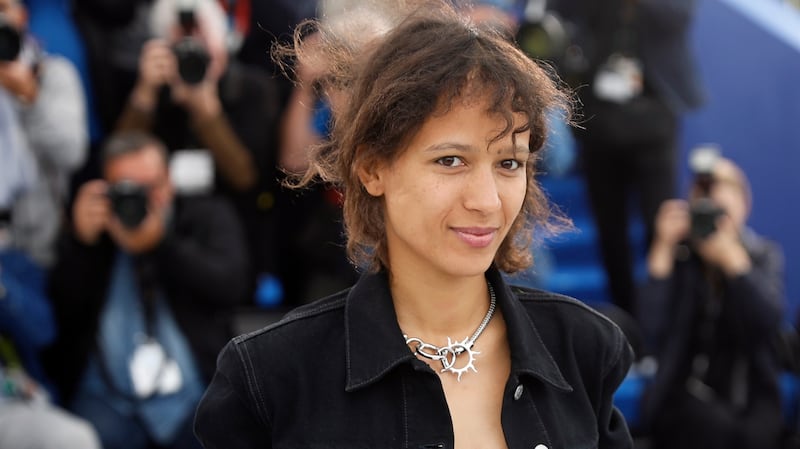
[743,228,784,264]
[175,194,236,219]
[513,286,623,334]
[240,290,348,340]
[511,285,632,375]
[170,195,243,241]
[39,54,81,88]
[212,290,349,405]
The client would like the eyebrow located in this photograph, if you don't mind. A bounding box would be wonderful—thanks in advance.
[423,142,529,154]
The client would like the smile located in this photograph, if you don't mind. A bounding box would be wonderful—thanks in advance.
[452,227,498,248]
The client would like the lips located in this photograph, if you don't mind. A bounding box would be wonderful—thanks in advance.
[452,227,498,248]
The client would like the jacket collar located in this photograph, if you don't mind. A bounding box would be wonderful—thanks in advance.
[344,266,572,392]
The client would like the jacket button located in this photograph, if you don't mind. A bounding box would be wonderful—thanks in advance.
[513,384,524,400]
[534,445,547,449]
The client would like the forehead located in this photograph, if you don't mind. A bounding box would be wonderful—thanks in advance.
[106,146,167,178]
[711,160,747,195]
[402,95,528,151]
[434,92,528,133]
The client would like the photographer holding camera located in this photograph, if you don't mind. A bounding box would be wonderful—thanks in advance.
[637,149,786,449]
[118,0,256,190]
[0,1,99,447]
[116,0,280,306]
[0,0,87,266]
[43,131,248,449]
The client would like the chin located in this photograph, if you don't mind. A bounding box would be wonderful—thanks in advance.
[440,257,495,279]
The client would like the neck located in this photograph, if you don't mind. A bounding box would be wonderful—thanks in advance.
[391,271,491,343]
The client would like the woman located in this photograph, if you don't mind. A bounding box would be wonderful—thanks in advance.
[194,3,634,448]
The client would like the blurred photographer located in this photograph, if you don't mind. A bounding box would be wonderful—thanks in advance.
[116,0,280,305]
[0,1,98,447]
[637,149,786,449]
[43,131,248,449]
[0,0,87,266]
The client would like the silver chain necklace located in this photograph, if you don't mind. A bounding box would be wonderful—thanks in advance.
[403,282,496,382]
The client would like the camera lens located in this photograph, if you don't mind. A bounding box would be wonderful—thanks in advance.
[689,198,724,240]
[173,37,209,84]
[108,181,149,229]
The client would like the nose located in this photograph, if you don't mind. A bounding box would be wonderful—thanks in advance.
[463,166,502,213]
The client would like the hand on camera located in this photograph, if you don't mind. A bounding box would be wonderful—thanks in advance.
[73,179,169,254]
[106,201,167,255]
[653,199,691,249]
[170,75,222,122]
[131,39,176,110]
[72,180,112,246]
[647,199,691,278]
[694,214,751,276]
[0,58,38,103]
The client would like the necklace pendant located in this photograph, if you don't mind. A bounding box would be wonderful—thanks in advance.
[439,337,480,382]
[403,281,496,382]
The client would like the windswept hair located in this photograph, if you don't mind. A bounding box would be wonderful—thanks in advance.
[280,2,574,273]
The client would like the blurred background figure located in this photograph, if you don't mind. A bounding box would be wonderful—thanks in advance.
[546,0,706,316]
[637,147,786,449]
[43,131,248,449]
[115,0,280,306]
[0,0,87,268]
[274,0,413,304]
[69,0,154,187]
[0,1,98,444]
[0,245,101,449]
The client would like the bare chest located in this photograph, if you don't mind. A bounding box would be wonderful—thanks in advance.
[436,351,511,449]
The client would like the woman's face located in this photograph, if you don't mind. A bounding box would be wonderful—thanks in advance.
[362,97,530,281]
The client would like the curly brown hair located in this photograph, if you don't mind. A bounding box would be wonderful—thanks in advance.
[283,2,573,274]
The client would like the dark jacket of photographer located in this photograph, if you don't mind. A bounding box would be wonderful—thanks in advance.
[548,0,705,116]
[42,194,248,404]
[194,266,634,449]
[637,229,785,447]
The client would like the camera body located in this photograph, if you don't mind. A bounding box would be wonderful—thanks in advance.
[172,9,209,84]
[108,180,149,229]
[689,197,724,240]
[0,14,21,62]
[688,145,725,240]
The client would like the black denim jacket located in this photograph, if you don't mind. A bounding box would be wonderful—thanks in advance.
[195,267,634,449]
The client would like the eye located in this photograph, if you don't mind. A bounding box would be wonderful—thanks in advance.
[436,156,465,167]
[500,159,525,171]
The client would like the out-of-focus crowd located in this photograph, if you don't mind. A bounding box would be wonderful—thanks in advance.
[0,0,794,448]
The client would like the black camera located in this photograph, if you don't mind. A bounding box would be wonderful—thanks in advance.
[0,14,21,62]
[689,197,724,240]
[688,145,725,240]
[108,180,149,229]
[172,9,209,84]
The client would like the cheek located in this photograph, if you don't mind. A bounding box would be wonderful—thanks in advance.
[383,175,447,224]
[151,185,172,206]
[503,178,528,217]
[714,191,746,224]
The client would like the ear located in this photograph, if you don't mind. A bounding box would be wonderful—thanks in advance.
[357,161,386,197]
